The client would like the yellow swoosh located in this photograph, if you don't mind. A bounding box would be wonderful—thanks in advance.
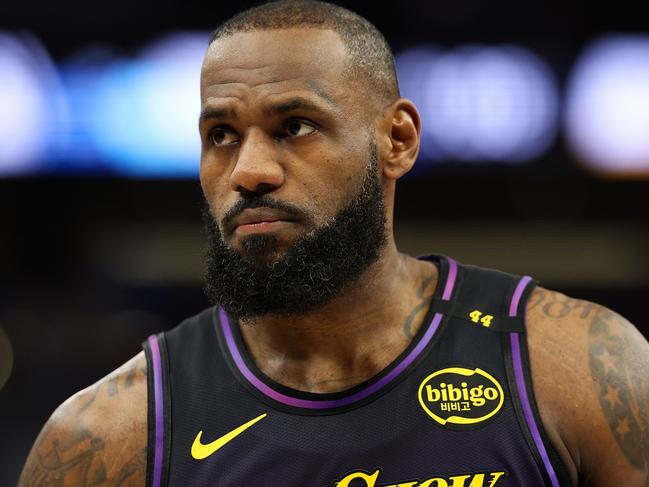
[191,413,268,460]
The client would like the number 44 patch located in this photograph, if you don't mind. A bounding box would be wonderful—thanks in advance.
[469,310,494,328]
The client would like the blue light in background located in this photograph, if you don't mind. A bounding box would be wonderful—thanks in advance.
[565,35,649,177]
[7,31,649,179]
[58,47,118,173]
[76,32,209,178]
[395,47,444,165]
[396,45,559,163]
[0,32,69,176]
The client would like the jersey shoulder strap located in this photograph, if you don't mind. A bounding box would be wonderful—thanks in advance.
[430,259,536,333]
[142,307,215,487]
[443,259,571,487]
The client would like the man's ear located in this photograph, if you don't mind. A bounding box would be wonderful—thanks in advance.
[381,98,421,180]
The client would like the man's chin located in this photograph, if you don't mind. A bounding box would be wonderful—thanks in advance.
[236,235,289,267]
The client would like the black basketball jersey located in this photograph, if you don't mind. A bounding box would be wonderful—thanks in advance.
[142,255,572,486]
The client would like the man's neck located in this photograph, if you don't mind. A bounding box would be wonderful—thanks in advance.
[237,243,438,393]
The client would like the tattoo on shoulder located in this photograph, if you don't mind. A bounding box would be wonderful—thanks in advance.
[588,307,649,475]
[528,288,598,320]
[77,358,147,416]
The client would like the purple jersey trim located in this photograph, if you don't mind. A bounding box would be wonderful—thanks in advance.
[442,257,458,300]
[221,310,443,409]
[147,335,164,487]
[219,256,455,409]
[509,277,560,487]
[509,275,532,317]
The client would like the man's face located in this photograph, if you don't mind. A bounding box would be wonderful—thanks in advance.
[199,28,387,318]
[199,28,376,259]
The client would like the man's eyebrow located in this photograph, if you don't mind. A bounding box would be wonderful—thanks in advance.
[264,96,337,117]
[306,80,338,107]
[198,107,237,126]
[198,86,338,125]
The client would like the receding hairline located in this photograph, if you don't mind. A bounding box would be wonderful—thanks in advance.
[206,1,400,106]
[205,25,348,62]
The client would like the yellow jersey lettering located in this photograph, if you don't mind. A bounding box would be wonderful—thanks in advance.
[332,470,506,487]
[448,474,472,487]
[336,469,380,487]
[486,472,506,487]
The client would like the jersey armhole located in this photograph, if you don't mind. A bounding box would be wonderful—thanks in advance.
[503,278,573,487]
[143,333,172,487]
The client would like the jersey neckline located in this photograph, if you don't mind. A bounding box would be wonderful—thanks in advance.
[213,254,458,414]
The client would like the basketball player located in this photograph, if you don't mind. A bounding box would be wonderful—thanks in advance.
[19,1,649,486]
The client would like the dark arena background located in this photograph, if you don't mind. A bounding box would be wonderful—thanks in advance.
[1,0,648,483]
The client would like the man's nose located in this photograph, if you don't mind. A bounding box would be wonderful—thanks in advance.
[229,129,285,195]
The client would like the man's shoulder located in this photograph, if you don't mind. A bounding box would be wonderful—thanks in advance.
[19,352,148,486]
[525,286,649,486]
[524,286,646,381]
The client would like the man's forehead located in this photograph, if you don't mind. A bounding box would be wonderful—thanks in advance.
[201,28,348,91]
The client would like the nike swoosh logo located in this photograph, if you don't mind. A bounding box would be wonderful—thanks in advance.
[191,413,268,460]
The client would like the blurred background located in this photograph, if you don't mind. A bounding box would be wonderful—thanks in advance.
[1,0,648,483]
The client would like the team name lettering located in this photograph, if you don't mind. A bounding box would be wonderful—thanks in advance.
[334,469,506,487]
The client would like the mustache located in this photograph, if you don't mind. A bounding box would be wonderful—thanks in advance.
[221,195,309,232]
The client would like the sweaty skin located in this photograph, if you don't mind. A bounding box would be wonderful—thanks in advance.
[19,28,649,487]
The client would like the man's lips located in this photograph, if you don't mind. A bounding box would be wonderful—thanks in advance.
[229,207,297,234]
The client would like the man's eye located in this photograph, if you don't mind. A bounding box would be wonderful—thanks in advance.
[209,128,239,146]
[282,120,316,138]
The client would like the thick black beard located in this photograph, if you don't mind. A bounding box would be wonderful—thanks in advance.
[202,143,387,320]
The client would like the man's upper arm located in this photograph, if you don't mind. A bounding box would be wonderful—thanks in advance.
[586,304,649,484]
[526,288,649,487]
[18,351,148,487]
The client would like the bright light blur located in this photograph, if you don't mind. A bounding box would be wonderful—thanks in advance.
[79,33,209,177]
[565,35,649,176]
[4,31,649,178]
[395,47,444,164]
[396,45,559,163]
[0,33,67,175]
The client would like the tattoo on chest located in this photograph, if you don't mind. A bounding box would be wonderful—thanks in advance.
[589,308,649,476]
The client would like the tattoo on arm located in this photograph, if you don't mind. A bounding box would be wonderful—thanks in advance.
[589,308,649,477]
[21,426,108,487]
[22,436,146,486]
[20,355,148,487]
[113,447,147,486]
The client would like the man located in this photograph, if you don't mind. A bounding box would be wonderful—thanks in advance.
[19,1,649,486]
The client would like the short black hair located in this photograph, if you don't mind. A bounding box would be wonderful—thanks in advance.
[208,0,400,106]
